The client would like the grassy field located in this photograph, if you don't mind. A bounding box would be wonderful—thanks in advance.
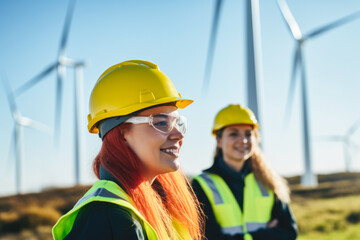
[1,172,360,239]
[292,195,360,240]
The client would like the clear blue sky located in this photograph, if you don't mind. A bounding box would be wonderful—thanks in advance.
[1,0,360,196]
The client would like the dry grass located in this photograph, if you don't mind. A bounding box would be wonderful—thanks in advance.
[0,186,89,239]
[0,172,360,239]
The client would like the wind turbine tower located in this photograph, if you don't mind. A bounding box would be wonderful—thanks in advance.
[73,61,86,185]
[245,0,264,136]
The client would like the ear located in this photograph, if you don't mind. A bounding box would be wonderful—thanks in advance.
[216,136,222,149]
[121,128,129,143]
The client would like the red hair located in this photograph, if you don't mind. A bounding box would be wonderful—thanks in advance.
[93,123,204,239]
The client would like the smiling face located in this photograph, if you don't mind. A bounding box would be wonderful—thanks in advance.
[217,124,256,171]
[123,105,184,182]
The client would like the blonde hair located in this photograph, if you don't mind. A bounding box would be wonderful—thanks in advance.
[215,128,291,203]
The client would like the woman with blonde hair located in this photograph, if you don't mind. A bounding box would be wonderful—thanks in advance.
[53,60,204,239]
[192,104,297,240]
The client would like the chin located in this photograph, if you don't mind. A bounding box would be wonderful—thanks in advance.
[164,160,180,173]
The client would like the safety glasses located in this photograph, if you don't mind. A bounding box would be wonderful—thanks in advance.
[125,113,187,134]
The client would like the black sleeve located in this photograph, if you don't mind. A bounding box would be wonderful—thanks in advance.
[192,179,244,240]
[250,196,298,240]
[64,201,147,240]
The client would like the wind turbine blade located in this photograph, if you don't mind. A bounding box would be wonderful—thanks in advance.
[202,0,224,94]
[277,0,302,40]
[14,63,57,96]
[345,119,360,137]
[58,0,76,58]
[283,44,300,126]
[343,142,352,172]
[18,117,53,134]
[304,10,360,40]
[1,75,17,115]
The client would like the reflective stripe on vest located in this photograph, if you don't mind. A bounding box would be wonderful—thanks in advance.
[74,187,125,208]
[52,180,159,240]
[194,172,274,235]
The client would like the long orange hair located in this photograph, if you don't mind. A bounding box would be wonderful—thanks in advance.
[215,128,290,203]
[93,123,204,239]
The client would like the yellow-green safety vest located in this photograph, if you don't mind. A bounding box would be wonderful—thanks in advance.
[194,172,274,240]
[52,180,191,240]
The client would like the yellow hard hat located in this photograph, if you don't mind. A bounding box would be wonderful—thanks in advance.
[212,104,258,136]
[87,60,193,134]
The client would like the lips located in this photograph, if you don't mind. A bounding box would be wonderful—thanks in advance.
[160,147,179,157]
[234,146,249,152]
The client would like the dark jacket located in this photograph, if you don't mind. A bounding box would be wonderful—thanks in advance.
[63,166,147,240]
[191,157,298,240]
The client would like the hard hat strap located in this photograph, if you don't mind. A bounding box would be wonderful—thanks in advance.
[98,113,136,140]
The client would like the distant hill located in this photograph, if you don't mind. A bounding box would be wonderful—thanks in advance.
[288,172,360,200]
[1,172,360,240]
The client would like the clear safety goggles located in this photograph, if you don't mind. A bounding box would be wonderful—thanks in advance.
[125,113,187,134]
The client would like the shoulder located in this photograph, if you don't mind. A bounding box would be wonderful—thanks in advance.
[77,200,131,215]
[65,201,146,240]
[192,172,224,189]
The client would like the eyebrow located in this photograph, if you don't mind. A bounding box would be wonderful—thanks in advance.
[227,128,240,132]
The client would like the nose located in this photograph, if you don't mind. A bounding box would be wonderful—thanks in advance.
[238,136,248,144]
[169,125,184,140]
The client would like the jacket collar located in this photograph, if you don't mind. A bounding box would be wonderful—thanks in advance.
[99,164,124,189]
[205,155,251,181]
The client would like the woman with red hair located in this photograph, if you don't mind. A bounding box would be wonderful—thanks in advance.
[53,60,204,239]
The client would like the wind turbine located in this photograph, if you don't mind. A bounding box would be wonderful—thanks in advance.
[277,0,360,186]
[2,76,52,194]
[13,0,86,185]
[318,119,360,172]
[14,0,77,145]
[202,0,264,135]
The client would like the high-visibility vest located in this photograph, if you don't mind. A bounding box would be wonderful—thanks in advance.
[194,172,274,240]
[52,180,191,240]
